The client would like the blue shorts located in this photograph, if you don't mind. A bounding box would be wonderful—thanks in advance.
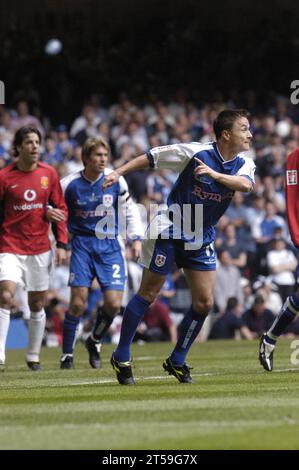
[140,238,216,275]
[69,236,126,291]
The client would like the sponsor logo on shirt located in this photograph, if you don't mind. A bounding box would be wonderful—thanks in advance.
[156,145,173,152]
[192,185,234,202]
[75,208,114,218]
[24,189,37,202]
[286,170,297,185]
[13,203,43,211]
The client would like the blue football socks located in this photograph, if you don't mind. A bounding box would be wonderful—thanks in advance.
[170,305,206,365]
[92,307,115,342]
[266,293,299,343]
[114,294,150,362]
[62,312,80,355]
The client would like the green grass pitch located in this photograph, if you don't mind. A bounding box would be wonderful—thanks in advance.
[1,339,299,450]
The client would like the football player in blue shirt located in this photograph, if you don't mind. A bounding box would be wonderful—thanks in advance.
[60,138,143,369]
[103,109,255,385]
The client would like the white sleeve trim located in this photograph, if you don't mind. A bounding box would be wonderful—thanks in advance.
[236,156,256,183]
[149,142,213,174]
[118,176,144,240]
[60,171,81,195]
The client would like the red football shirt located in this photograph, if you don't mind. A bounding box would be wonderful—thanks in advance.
[286,148,299,248]
[0,162,68,255]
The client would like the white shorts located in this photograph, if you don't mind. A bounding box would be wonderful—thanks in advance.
[0,251,53,291]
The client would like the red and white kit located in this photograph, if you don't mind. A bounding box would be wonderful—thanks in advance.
[286,148,299,248]
[0,162,68,290]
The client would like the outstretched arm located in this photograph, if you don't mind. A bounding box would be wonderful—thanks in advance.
[102,154,149,190]
[194,158,253,192]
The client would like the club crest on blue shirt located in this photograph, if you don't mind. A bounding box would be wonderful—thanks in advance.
[155,254,166,267]
[103,194,113,207]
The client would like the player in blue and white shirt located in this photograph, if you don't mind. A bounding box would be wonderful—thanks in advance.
[103,109,255,385]
[60,138,143,369]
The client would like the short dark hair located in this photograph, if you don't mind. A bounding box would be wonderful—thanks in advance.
[213,109,250,140]
[13,126,42,157]
[226,297,239,311]
[254,294,265,305]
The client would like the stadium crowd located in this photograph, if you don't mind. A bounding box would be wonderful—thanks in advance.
[1,89,299,345]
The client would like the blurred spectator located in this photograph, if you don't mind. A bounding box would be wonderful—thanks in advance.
[56,125,75,159]
[214,250,243,313]
[70,104,101,138]
[208,297,254,340]
[220,223,247,271]
[115,121,149,155]
[241,277,254,310]
[122,245,143,305]
[266,238,297,301]
[244,194,266,231]
[9,99,44,136]
[252,201,287,245]
[73,105,100,145]
[252,276,282,316]
[262,176,285,213]
[169,269,191,328]
[159,274,175,307]
[64,144,84,174]
[146,169,172,203]
[242,294,276,338]
[41,136,63,166]
[48,259,71,306]
[226,192,247,229]
[45,299,65,347]
[136,298,177,343]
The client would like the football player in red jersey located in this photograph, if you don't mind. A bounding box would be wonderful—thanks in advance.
[259,148,299,372]
[0,126,68,370]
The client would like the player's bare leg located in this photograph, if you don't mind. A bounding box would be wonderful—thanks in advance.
[0,281,16,369]
[137,268,167,303]
[26,291,47,370]
[184,268,215,315]
[163,269,215,383]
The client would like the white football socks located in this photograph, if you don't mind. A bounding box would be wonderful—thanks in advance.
[26,309,46,362]
[0,308,10,364]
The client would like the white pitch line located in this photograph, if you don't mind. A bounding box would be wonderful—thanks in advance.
[5,356,160,370]
[71,372,217,386]
[0,371,221,389]
[1,366,298,390]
